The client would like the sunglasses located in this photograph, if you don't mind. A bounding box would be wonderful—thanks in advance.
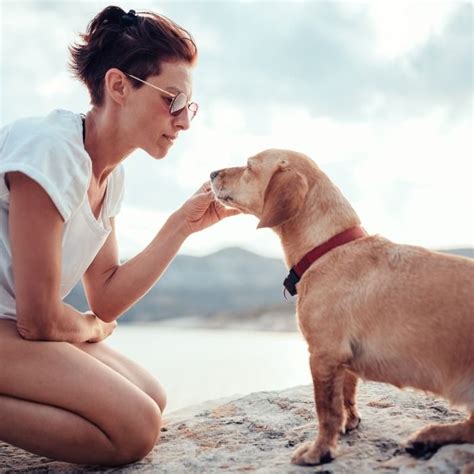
[126,73,198,120]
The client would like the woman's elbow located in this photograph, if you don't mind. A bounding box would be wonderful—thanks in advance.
[16,318,51,340]
[15,307,59,341]
[90,305,120,324]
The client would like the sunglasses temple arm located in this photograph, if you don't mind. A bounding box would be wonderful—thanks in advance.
[126,74,175,98]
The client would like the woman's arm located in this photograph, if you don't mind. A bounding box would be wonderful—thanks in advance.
[82,212,187,322]
[82,182,240,322]
[8,172,116,343]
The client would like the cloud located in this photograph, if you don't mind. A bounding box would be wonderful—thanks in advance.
[115,205,169,258]
[364,1,458,59]
[351,108,473,247]
[171,2,472,123]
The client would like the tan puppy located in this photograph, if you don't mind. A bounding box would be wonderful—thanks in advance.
[210,149,474,466]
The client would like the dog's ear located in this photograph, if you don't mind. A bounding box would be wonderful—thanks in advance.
[257,167,308,229]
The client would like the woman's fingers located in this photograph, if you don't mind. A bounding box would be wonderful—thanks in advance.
[196,190,214,207]
[194,181,211,195]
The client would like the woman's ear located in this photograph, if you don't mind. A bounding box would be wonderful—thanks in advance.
[257,168,308,229]
[103,68,128,105]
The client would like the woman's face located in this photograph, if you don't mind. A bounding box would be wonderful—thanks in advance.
[124,60,194,159]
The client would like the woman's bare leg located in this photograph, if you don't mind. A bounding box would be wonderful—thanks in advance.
[0,395,119,464]
[72,340,167,413]
[0,320,161,466]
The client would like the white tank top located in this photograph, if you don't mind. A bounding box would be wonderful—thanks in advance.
[0,109,125,320]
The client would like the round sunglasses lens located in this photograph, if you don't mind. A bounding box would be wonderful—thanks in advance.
[170,93,187,116]
[189,102,198,120]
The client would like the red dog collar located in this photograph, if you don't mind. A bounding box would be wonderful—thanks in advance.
[283,226,368,296]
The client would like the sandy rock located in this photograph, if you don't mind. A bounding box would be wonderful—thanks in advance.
[1,383,473,473]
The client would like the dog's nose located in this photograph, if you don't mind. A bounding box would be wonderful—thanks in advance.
[210,170,219,180]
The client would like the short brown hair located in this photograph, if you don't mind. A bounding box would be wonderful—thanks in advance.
[69,6,197,106]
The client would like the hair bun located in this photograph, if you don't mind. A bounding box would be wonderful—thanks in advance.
[99,6,125,26]
[121,10,138,27]
[95,6,138,28]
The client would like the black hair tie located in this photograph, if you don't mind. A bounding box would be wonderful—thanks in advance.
[121,9,138,27]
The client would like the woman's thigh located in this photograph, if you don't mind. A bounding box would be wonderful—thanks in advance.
[72,339,167,412]
[0,320,161,447]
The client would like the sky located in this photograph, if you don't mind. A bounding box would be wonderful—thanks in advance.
[1,0,473,259]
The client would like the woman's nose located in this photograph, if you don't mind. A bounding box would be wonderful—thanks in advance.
[173,108,191,131]
[210,170,219,180]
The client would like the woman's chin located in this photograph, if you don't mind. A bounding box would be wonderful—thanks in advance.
[149,145,168,160]
[142,139,172,159]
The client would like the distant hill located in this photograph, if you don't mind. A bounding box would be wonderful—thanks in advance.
[438,248,474,258]
[64,246,473,324]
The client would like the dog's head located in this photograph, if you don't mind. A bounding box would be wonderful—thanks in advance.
[210,149,318,229]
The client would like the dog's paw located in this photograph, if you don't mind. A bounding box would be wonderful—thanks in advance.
[339,409,361,435]
[405,427,444,459]
[344,413,361,432]
[405,440,440,459]
[291,441,334,466]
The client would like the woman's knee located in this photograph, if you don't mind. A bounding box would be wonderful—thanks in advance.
[109,395,162,465]
[145,376,167,414]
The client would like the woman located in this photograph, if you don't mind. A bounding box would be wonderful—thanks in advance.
[0,6,238,466]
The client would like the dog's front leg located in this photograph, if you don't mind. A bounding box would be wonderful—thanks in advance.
[291,352,345,466]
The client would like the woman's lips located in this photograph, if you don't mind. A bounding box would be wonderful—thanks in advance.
[163,134,177,143]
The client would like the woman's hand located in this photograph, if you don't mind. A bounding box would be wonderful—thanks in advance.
[86,312,117,343]
[177,181,241,235]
